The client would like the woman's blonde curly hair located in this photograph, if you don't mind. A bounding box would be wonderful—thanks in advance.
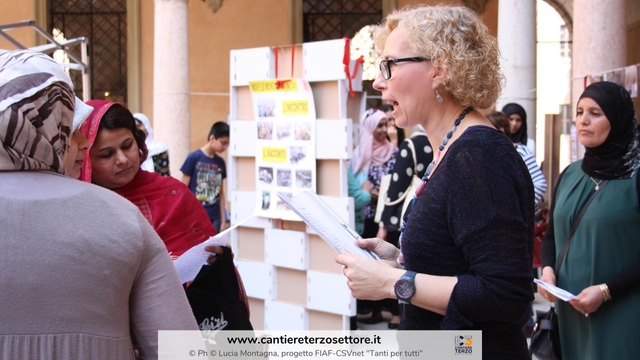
[374,4,504,109]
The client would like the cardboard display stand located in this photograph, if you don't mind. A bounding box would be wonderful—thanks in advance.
[228,39,365,330]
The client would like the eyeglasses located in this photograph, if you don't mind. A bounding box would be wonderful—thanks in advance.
[379,57,428,80]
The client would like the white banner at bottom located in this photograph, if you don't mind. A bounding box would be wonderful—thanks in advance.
[159,330,482,360]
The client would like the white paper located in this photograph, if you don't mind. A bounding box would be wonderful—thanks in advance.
[277,191,381,261]
[534,279,580,301]
[173,216,253,284]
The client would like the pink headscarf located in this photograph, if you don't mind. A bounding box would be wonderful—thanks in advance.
[351,109,395,173]
[78,100,123,183]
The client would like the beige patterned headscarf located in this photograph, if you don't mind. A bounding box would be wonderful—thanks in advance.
[0,49,92,174]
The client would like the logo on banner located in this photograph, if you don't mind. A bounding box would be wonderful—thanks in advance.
[454,335,473,355]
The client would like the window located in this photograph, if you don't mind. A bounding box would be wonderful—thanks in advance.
[303,0,383,108]
[303,0,382,42]
[559,25,571,58]
[50,0,128,102]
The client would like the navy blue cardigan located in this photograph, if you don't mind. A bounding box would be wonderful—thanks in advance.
[401,126,535,360]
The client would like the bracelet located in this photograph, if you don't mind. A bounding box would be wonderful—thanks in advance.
[599,283,612,302]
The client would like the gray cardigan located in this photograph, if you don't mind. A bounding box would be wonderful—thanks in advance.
[0,171,198,359]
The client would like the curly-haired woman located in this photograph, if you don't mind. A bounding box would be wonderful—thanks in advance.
[336,5,534,359]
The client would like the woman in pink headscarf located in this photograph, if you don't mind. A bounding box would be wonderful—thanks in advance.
[351,109,397,182]
[348,108,397,327]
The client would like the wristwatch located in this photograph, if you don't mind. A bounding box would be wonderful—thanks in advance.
[394,270,417,303]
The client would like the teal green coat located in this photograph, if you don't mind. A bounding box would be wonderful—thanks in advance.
[553,161,640,360]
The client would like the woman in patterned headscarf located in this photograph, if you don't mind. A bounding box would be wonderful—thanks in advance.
[0,49,92,174]
[0,49,198,359]
[539,81,640,360]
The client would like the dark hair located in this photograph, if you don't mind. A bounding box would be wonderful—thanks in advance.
[501,103,527,144]
[380,104,405,144]
[100,104,149,163]
[486,111,511,138]
[381,104,394,112]
[209,121,230,140]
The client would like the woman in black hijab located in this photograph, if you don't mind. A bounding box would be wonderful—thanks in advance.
[538,81,640,360]
[502,102,535,152]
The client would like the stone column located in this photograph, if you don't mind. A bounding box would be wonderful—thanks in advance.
[496,0,537,150]
[153,0,191,176]
[571,0,627,118]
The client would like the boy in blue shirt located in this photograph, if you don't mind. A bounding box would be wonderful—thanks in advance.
[181,122,230,233]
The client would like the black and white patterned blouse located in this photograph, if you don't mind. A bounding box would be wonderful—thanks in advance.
[380,134,433,231]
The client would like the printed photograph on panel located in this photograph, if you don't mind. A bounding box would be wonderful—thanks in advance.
[294,122,312,140]
[259,166,273,184]
[258,122,273,140]
[277,169,292,187]
[276,192,292,210]
[257,99,276,118]
[290,146,307,164]
[296,170,312,188]
[277,122,292,140]
[261,190,271,210]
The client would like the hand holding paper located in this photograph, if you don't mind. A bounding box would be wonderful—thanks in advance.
[173,216,252,284]
[534,278,579,301]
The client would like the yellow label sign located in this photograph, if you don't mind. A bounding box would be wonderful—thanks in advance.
[250,80,298,93]
[262,147,287,162]
[282,100,309,116]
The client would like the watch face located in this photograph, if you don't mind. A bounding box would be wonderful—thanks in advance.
[395,279,415,298]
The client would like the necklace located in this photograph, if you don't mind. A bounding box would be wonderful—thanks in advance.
[414,107,473,197]
[590,176,603,191]
[396,106,473,266]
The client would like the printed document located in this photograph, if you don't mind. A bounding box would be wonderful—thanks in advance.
[278,191,381,260]
[534,279,580,301]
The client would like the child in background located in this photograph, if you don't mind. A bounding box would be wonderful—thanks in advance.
[181,122,230,233]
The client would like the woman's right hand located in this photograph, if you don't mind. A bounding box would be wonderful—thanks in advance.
[335,238,402,300]
[538,266,559,302]
[355,237,399,268]
[204,245,225,265]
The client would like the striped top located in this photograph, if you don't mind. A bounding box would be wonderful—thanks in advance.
[516,144,547,206]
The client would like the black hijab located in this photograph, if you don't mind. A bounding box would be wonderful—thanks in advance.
[502,103,528,145]
[579,81,640,180]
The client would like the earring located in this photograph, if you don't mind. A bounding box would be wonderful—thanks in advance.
[435,89,443,104]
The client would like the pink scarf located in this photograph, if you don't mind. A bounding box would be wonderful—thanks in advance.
[78,100,122,182]
[351,109,395,173]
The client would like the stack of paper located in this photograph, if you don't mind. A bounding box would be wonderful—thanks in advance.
[534,279,579,301]
[278,191,380,261]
